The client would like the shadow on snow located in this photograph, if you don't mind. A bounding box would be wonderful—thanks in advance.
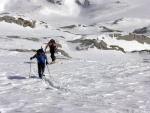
[8,76,26,80]
[24,62,36,64]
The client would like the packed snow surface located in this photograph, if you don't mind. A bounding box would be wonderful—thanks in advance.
[0,50,150,113]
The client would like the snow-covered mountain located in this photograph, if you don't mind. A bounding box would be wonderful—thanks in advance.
[1,1,150,113]
[0,0,150,53]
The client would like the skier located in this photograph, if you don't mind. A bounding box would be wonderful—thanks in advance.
[44,39,58,64]
[30,49,49,79]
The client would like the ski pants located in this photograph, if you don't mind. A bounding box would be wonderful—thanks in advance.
[37,62,45,78]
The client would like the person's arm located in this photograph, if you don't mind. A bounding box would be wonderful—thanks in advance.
[45,42,51,52]
[55,43,58,49]
[30,54,36,60]
[44,54,49,64]
[54,43,58,52]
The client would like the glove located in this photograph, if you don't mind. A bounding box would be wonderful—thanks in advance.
[30,57,33,60]
[46,61,49,65]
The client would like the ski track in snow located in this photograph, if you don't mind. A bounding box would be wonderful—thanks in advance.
[0,51,150,113]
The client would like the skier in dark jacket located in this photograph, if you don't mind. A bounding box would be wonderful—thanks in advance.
[45,39,58,64]
[30,49,49,79]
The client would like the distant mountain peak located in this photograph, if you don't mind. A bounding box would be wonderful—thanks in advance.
[47,0,90,7]
[75,0,90,8]
[47,0,64,5]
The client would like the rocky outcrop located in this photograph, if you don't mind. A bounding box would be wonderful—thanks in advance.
[133,27,149,34]
[109,45,125,53]
[23,37,39,42]
[75,0,82,5]
[131,49,150,54]
[60,25,76,29]
[7,36,21,39]
[109,33,150,45]
[113,18,123,24]
[47,0,55,3]
[117,33,150,44]
[68,39,125,53]
[109,33,122,38]
[57,49,71,58]
[101,26,122,32]
[56,43,62,48]
[75,0,90,8]
[83,0,90,8]
[99,40,108,50]
[2,15,15,23]
[115,1,121,4]
[0,12,9,15]
[0,16,36,28]
[47,0,63,5]
[9,49,36,52]
[0,17,3,21]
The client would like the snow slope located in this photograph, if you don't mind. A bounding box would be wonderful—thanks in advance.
[1,50,150,113]
[0,0,150,52]
[1,0,150,24]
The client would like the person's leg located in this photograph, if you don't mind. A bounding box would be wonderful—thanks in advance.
[51,52,56,64]
[41,63,45,76]
[38,63,42,78]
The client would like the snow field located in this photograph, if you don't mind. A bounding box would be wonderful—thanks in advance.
[0,50,150,113]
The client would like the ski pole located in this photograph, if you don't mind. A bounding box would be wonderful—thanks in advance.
[44,51,51,79]
[29,60,32,78]
[46,65,51,79]
[45,52,51,78]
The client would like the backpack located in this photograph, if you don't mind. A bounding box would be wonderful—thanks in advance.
[37,49,44,53]
[36,48,45,63]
